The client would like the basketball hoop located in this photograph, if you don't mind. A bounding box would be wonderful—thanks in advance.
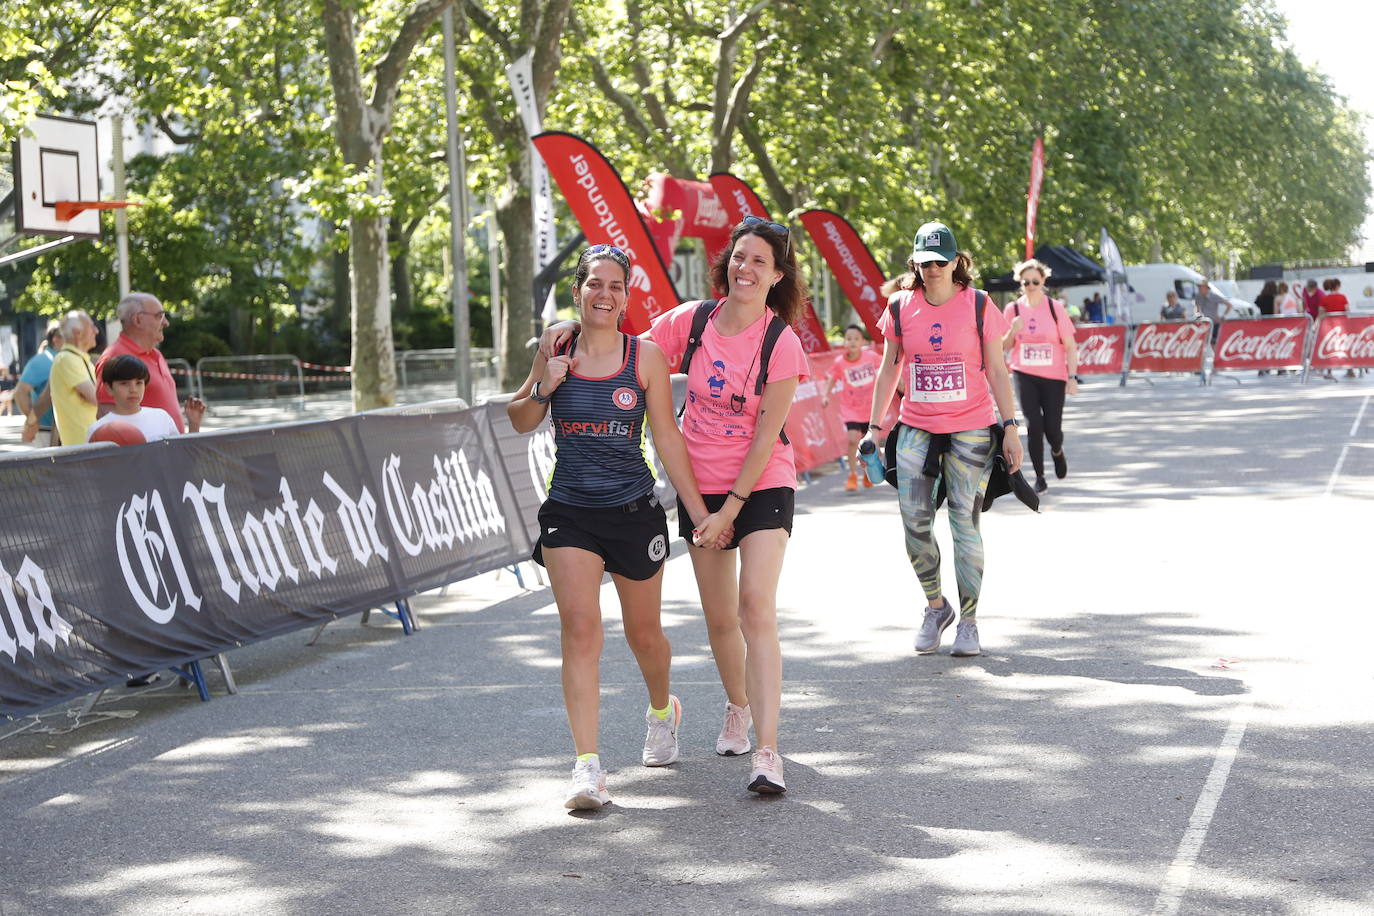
[54,200,141,222]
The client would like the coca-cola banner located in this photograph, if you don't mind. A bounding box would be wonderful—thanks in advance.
[1128,320,1211,374]
[0,408,528,718]
[1073,324,1128,375]
[1309,315,1374,371]
[532,132,680,333]
[799,209,887,340]
[1212,317,1310,372]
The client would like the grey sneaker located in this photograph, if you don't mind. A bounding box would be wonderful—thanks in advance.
[642,694,682,766]
[914,601,955,654]
[950,620,982,657]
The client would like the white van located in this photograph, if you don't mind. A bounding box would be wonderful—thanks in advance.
[1067,264,1258,324]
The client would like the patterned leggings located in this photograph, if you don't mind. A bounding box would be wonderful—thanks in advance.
[895,425,994,620]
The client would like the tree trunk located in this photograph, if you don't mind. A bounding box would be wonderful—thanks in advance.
[496,180,534,391]
[350,203,397,411]
[391,220,413,319]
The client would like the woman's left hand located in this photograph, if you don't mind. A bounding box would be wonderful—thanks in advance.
[1066,377,1079,396]
[1002,427,1023,474]
[692,511,734,549]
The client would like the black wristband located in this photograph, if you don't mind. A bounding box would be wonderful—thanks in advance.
[868,423,884,432]
[1002,418,1017,428]
[529,381,551,404]
[727,489,749,503]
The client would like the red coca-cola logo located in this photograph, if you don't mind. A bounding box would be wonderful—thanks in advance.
[1218,327,1302,362]
[1077,333,1120,366]
[1316,324,1374,360]
[1133,323,1208,359]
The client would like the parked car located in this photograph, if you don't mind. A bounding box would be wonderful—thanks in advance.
[1070,264,1257,324]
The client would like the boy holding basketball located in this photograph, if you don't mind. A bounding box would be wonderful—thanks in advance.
[87,354,204,443]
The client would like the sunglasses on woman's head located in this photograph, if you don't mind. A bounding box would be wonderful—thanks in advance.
[588,244,626,257]
[741,215,791,257]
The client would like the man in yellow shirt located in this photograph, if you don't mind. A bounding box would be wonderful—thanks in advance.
[48,310,99,446]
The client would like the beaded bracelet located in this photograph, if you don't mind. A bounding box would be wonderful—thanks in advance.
[727,489,749,503]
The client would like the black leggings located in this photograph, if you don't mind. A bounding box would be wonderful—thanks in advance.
[1014,371,1066,479]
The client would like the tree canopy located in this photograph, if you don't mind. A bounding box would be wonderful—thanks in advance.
[4,0,1368,395]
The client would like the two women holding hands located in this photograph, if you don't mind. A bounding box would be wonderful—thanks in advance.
[524,217,807,806]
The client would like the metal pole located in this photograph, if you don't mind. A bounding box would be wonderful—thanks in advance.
[112,115,131,297]
[443,7,472,404]
[486,198,502,380]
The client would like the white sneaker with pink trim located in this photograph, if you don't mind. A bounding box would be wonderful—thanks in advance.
[747,747,786,794]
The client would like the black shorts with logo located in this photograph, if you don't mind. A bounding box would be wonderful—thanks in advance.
[677,486,795,550]
[533,493,669,581]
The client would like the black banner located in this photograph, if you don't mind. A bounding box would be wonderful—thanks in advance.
[0,407,529,718]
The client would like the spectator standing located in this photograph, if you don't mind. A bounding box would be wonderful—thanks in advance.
[1302,279,1324,319]
[1319,278,1349,317]
[1194,280,1233,343]
[88,354,204,442]
[1085,293,1106,323]
[0,367,14,416]
[14,327,62,445]
[94,292,202,431]
[1160,291,1187,320]
[1277,282,1302,316]
[47,311,99,446]
[1255,281,1277,316]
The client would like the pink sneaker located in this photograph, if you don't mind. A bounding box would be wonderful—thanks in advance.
[716,702,752,756]
[747,747,786,794]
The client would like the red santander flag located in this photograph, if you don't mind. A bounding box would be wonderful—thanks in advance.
[799,209,887,341]
[532,132,680,334]
[1026,137,1045,259]
[709,172,830,354]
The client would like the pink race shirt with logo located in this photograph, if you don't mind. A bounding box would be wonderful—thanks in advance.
[1002,296,1076,380]
[650,301,809,493]
[826,348,882,424]
[878,287,1009,434]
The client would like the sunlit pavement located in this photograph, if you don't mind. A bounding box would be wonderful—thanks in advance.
[2,374,1371,915]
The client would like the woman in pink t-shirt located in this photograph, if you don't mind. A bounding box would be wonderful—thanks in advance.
[1001,258,1080,494]
[861,221,1022,659]
[821,325,883,490]
[541,218,809,794]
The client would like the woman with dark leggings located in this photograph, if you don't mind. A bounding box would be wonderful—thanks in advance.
[1001,259,1079,494]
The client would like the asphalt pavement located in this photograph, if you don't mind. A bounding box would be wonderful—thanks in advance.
[1,373,1371,915]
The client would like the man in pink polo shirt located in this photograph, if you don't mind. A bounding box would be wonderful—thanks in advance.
[95,292,202,430]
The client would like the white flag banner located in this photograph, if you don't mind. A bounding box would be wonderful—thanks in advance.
[1100,227,1130,325]
[506,52,559,323]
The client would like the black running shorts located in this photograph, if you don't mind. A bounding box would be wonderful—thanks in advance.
[533,494,669,581]
[677,486,795,550]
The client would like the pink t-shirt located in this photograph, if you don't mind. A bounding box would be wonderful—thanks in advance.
[650,300,809,493]
[826,348,882,424]
[877,286,1009,434]
[1002,296,1076,380]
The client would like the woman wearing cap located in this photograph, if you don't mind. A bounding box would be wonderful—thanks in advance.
[540,218,810,794]
[510,244,726,810]
[821,324,884,490]
[1001,258,1079,494]
[860,222,1022,658]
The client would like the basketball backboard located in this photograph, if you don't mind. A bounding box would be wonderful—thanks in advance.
[12,114,101,239]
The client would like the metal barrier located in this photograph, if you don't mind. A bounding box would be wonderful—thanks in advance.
[164,357,200,401]
[395,347,499,402]
[196,354,305,408]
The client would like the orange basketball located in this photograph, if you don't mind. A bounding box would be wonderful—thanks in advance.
[89,420,146,447]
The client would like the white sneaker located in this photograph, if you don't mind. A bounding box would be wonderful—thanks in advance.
[642,695,683,766]
[716,701,752,756]
[564,757,611,810]
[914,600,955,654]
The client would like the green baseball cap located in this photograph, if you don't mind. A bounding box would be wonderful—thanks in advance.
[910,221,958,263]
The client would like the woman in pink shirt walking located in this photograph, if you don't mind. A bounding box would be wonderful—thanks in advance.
[1001,258,1079,494]
[861,222,1022,658]
[543,217,809,794]
[821,324,884,490]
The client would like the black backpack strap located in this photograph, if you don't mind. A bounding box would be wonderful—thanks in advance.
[676,300,718,420]
[753,314,790,445]
[975,290,986,372]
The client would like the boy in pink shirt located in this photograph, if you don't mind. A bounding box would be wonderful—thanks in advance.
[821,325,883,489]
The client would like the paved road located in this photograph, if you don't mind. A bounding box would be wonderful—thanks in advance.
[1,374,1370,915]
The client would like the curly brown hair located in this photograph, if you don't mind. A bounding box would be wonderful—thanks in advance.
[708,220,809,325]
